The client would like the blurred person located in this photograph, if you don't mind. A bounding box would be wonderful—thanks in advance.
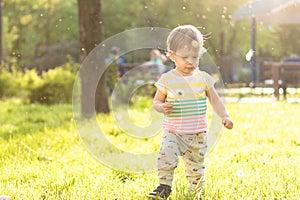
[142,49,168,76]
[105,47,126,93]
[150,49,168,74]
[150,49,167,65]
[283,53,300,62]
[105,46,126,76]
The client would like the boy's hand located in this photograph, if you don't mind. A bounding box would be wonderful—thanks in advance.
[162,102,173,114]
[222,117,233,129]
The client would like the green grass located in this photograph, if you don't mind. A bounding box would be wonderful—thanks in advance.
[0,99,299,199]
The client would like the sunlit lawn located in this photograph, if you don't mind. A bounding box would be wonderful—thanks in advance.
[0,99,299,199]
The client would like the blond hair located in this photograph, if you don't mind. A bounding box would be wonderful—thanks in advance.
[166,25,205,54]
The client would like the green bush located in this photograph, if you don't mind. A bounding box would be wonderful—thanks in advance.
[0,62,78,104]
[28,68,75,104]
[0,67,18,98]
[18,69,43,99]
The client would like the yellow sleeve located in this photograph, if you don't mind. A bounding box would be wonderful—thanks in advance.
[202,71,216,91]
[154,75,167,95]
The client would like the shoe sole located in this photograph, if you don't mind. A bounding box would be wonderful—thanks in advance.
[146,194,169,200]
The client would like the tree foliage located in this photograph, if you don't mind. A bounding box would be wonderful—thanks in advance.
[3,0,78,67]
[1,0,299,69]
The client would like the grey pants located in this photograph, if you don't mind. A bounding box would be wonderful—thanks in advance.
[157,130,208,190]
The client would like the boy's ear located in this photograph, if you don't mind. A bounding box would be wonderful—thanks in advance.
[168,51,176,61]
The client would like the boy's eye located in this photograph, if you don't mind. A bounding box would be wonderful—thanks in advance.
[182,56,198,59]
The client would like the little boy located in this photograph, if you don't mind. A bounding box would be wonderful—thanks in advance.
[148,25,233,199]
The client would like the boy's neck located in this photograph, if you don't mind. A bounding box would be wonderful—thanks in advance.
[174,68,195,77]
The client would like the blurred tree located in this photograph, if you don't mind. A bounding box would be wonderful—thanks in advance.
[101,0,250,84]
[77,0,109,115]
[1,0,299,79]
[3,0,78,67]
[276,25,300,58]
[101,0,250,59]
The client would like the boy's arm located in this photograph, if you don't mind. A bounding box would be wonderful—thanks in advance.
[153,90,173,114]
[206,86,233,129]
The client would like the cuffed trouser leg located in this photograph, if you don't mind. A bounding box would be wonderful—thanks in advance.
[182,132,208,191]
[157,131,180,186]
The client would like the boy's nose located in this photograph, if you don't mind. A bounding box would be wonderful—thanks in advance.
[185,57,194,64]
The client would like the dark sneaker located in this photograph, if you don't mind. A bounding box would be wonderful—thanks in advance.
[147,184,172,200]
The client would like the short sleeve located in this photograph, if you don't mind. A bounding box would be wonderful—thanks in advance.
[154,74,167,95]
[201,71,216,91]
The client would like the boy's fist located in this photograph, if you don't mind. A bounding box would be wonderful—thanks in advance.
[222,117,233,129]
[162,102,173,114]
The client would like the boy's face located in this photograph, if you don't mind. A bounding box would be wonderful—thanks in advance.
[170,47,200,76]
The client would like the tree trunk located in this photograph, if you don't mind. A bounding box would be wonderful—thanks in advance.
[77,0,110,116]
[219,31,224,56]
[0,0,3,65]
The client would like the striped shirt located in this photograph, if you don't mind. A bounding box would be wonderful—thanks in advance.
[155,69,215,134]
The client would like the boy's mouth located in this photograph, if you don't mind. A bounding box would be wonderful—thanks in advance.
[185,66,196,70]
